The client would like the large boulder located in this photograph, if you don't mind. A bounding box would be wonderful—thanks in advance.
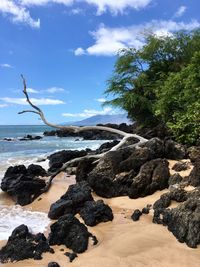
[128,159,170,199]
[48,181,93,219]
[76,158,97,183]
[48,214,94,253]
[0,225,53,263]
[79,200,113,226]
[1,165,46,206]
[164,139,186,160]
[48,150,87,172]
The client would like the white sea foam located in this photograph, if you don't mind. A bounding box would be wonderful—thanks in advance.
[0,205,50,240]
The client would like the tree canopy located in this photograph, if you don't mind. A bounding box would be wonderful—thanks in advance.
[105,30,200,145]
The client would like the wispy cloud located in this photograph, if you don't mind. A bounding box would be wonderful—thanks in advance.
[174,6,187,18]
[0,63,13,68]
[0,0,40,28]
[0,97,65,105]
[62,107,119,118]
[46,87,65,93]
[75,19,200,56]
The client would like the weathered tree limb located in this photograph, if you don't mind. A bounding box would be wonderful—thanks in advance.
[19,75,148,193]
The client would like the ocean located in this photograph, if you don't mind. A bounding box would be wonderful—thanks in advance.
[0,125,109,240]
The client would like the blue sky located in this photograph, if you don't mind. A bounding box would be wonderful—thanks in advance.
[0,0,199,125]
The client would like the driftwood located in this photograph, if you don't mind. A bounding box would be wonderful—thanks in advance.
[19,75,148,192]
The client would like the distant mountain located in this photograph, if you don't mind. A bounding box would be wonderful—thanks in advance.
[62,114,131,126]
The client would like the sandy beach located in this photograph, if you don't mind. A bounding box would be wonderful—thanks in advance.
[0,160,200,267]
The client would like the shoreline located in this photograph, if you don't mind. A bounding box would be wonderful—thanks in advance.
[1,161,200,267]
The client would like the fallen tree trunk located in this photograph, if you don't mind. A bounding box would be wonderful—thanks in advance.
[19,75,148,193]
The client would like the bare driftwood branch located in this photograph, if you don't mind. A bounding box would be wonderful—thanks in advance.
[19,75,148,193]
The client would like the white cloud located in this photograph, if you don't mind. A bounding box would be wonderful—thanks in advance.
[0,104,8,108]
[70,8,84,15]
[0,63,12,68]
[174,6,187,18]
[27,88,39,93]
[95,98,106,103]
[0,0,40,28]
[46,87,65,93]
[74,47,86,56]
[75,19,200,56]
[0,97,65,105]
[62,107,118,118]
[0,0,152,28]
[84,0,152,15]
[20,0,73,6]
[23,87,66,94]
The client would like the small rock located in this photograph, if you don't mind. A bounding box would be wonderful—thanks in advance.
[131,209,142,221]
[64,252,78,262]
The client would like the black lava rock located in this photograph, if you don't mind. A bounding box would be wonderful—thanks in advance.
[131,209,142,221]
[168,173,182,186]
[48,214,93,253]
[64,252,78,262]
[79,200,114,226]
[0,225,54,263]
[188,159,200,187]
[48,181,93,219]
[1,165,46,206]
[172,162,190,172]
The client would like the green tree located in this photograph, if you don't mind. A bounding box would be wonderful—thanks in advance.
[105,30,200,145]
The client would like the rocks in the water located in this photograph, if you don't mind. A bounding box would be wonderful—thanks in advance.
[1,165,47,206]
[128,159,170,199]
[48,181,93,219]
[168,173,182,186]
[64,252,78,262]
[79,200,113,226]
[188,159,200,187]
[19,135,42,141]
[172,161,190,172]
[0,225,54,263]
[131,209,142,221]
[48,262,60,267]
[48,214,93,253]
[48,150,87,172]
[164,139,186,160]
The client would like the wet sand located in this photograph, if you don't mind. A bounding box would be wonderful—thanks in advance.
[1,160,200,267]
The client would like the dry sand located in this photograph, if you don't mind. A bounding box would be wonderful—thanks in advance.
[1,160,200,267]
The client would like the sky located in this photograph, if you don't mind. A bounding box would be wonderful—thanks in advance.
[0,0,199,125]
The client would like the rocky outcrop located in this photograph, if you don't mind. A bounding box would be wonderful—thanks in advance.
[48,181,93,219]
[152,188,200,247]
[79,200,113,226]
[48,150,87,173]
[128,159,170,198]
[48,214,95,253]
[1,165,47,206]
[164,139,186,160]
[0,225,53,263]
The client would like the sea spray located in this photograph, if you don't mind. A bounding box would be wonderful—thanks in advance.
[0,205,50,240]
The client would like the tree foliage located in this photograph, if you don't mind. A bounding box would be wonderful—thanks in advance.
[105,30,200,145]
